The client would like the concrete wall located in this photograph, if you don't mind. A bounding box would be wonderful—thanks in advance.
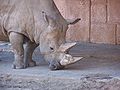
[54,0,120,45]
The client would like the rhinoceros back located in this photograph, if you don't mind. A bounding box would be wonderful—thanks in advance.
[0,0,36,41]
[0,0,66,42]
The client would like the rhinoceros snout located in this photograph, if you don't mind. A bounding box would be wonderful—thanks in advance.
[49,61,64,70]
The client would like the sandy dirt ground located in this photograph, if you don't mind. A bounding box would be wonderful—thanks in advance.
[0,42,120,90]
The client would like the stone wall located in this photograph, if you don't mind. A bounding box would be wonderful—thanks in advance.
[54,0,120,45]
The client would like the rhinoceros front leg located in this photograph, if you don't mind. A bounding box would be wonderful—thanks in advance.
[9,32,25,69]
[24,41,38,68]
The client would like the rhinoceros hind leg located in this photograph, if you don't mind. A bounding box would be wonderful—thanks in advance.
[9,32,25,69]
[24,41,38,68]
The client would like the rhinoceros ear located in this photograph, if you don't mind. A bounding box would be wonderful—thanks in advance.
[66,18,81,25]
[42,11,56,27]
[58,42,77,52]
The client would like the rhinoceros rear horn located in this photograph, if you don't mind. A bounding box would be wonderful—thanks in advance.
[58,42,77,52]
[66,18,81,25]
[60,54,83,66]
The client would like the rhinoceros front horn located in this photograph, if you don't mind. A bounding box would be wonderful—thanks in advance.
[60,54,83,66]
[58,42,83,66]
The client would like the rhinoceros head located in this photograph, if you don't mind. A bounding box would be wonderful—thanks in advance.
[39,12,82,70]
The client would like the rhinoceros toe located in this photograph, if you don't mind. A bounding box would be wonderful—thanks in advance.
[12,64,25,69]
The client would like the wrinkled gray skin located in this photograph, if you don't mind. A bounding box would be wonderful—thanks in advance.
[0,0,81,70]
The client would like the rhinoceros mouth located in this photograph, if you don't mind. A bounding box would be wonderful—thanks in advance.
[49,60,65,70]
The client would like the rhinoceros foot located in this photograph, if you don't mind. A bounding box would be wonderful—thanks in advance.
[28,60,36,67]
[12,64,25,69]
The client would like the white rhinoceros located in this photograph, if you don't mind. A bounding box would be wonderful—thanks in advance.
[0,0,82,70]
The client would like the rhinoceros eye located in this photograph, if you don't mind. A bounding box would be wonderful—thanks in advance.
[50,47,54,51]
